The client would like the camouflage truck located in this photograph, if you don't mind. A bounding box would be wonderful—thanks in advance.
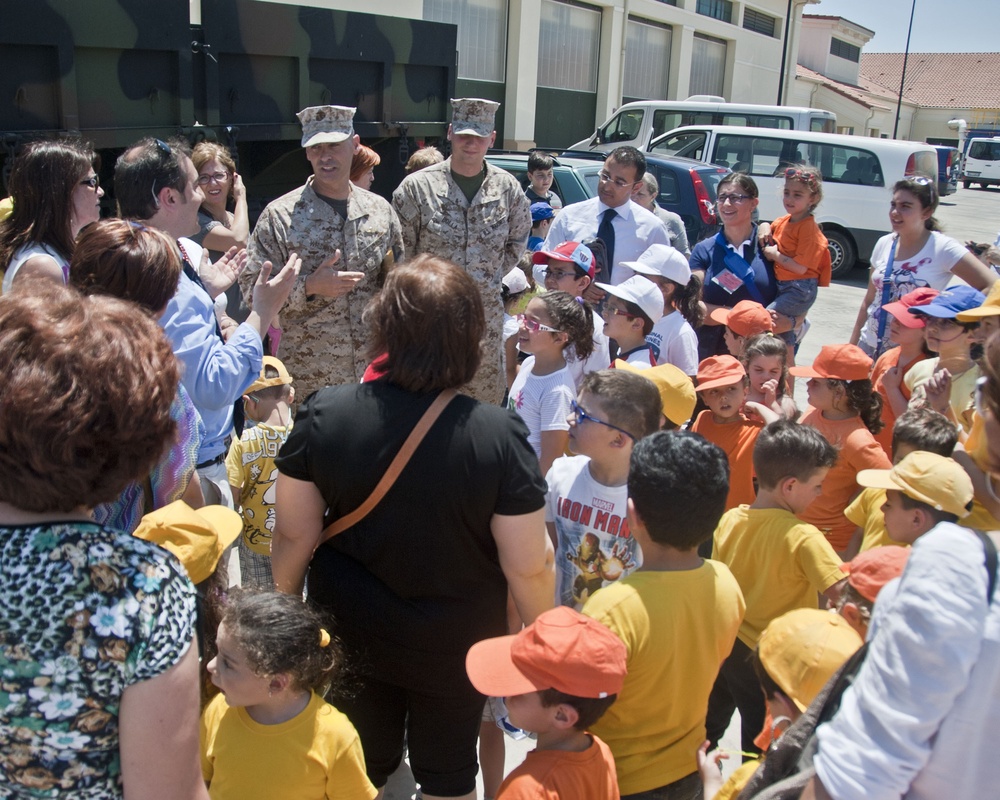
[0,0,457,214]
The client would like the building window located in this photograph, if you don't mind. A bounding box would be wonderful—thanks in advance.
[830,37,861,63]
[425,0,508,83]
[624,18,672,100]
[742,8,777,38]
[655,0,678,5]
[538,0,601,92]
[697,0,733,24]
[837,125,855,135]
[690,34,727,97]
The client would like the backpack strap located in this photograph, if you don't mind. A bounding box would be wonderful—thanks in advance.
[971,529,999,603]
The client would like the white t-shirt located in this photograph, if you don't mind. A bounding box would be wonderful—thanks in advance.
[646,311,698,376]
[545,455,642,609]
[565,309,610,389]
[507,357,575,459]
[859,231,967,352]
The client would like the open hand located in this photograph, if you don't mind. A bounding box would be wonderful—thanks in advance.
[200,246,247,298]
[304,249,365,298]
[252,253,302,328]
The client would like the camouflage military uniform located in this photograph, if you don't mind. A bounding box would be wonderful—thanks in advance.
[393,158,531,403]
[243,179,403,401]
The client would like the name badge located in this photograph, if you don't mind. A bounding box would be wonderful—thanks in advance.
[712,268,745,295]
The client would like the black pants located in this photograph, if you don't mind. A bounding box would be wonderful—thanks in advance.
[705,637,766,757]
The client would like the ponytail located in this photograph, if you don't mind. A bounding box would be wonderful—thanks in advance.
[843,378,884,435]
[540,291,595,360]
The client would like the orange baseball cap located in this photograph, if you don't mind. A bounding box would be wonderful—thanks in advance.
[696,355,746,391]
[788,344,872,382]
[881,287,940,328]
[839,545,910,603]
[708,300,774,337]
[466,606,627,699]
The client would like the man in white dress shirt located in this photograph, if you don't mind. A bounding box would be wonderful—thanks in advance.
[543,146,671,302]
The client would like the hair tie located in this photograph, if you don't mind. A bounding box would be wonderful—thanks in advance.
[319,628,331,648]
[575,296,585,305]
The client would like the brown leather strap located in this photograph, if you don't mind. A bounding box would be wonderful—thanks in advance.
[318,389,457,544]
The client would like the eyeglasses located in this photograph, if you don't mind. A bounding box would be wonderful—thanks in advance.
[79,175,100,189]
[716,193,752,205]
[516,314,561,334]
[197,171,229,185]
[544,267,578,280]
[604,306,636,319]
[599,171,634,190]
[569,400,636,441]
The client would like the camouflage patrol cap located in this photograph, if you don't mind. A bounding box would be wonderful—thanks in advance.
[450,98,500,137]
[297,105,356,148]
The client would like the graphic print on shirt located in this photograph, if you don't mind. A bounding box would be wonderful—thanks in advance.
[553,489,641,609]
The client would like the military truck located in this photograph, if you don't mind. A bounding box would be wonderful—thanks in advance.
[1,0,457,213]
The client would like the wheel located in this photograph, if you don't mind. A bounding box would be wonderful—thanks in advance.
[826,229,857,279]
[963,180,971,189]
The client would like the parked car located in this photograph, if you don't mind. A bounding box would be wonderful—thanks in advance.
[649,125,939,276]
[486,151,729,246]
[933,145,960,196]
[962,137,1000,189]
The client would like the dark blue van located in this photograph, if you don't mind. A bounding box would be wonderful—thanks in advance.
[934,146,960,196]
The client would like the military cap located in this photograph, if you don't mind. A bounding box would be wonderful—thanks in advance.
[451,98,500,137]
[297,105,356,148]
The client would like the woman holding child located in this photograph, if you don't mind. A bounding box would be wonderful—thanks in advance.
[690,173,789,359]
[272,255,555,800]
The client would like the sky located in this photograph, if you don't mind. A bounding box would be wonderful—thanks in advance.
[813,0,998,52]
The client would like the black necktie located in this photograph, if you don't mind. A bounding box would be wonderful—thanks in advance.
[598,208,617,282]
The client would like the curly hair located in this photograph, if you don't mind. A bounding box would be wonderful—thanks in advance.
[538,291,595,359]
[0,281,178,511]
[894,177,940,232]
[840,378,884,435]
[70,219,182,314]
[222,590,342,695]
[365,254,485,392]
[0,139,97,269]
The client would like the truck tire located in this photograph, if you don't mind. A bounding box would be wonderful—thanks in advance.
[827,229,857,279]
[963,180,971,189]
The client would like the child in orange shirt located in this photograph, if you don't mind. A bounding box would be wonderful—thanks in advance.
[759,166,831,348]
[691,356,778,514]
[466,607,625,800]
[707,300,774,360]
[790,344,891,557]
[869,287,938,458]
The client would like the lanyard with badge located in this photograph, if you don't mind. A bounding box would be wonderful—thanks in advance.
[712,230,765,303]
[873,237,899,359]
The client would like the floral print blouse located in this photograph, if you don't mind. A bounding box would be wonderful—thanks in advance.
[0,522,196,798]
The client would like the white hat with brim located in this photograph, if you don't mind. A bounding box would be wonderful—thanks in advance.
[622,244,691,285]
[596,276,664,323]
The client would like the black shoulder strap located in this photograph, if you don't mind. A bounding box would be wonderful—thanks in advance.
[972,529,999,604]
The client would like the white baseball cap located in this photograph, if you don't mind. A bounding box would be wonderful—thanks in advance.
[622,244,691,285]
[596,276,664,323]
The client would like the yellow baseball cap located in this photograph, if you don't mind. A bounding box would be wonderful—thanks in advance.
[857,451,973,519]
[133,501,242,585]
[613,359,696,427]
[244,356,293,396]
[758,609,863,711]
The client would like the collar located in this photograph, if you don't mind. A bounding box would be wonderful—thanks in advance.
[724,225,757,254]
[597,198,634,223]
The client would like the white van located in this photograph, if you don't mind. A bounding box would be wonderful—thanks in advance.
[649,125,938,275]
[962,137,1000,189]
[568,97,836,153]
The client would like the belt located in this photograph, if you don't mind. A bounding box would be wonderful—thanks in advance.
[196,453,225,470]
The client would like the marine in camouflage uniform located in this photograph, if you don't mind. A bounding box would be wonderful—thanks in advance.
[393,99,531,404]
[242,105,403,402]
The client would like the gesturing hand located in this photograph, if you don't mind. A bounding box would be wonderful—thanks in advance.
[200,246,248,299]
[304,249,365,298]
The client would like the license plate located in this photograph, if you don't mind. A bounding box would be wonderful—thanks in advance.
[967,171,981,176]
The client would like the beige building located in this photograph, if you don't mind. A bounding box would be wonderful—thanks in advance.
[254,0,823,149]
[790,14,1000,145]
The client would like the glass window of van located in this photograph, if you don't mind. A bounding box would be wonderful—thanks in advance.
[752,116,792,130]
[651,131,707,160]
[600,108,645,145]
[713,134,783,175]
[653,111,683,139]
[802,144,884,186]
[969,141,1000,160]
